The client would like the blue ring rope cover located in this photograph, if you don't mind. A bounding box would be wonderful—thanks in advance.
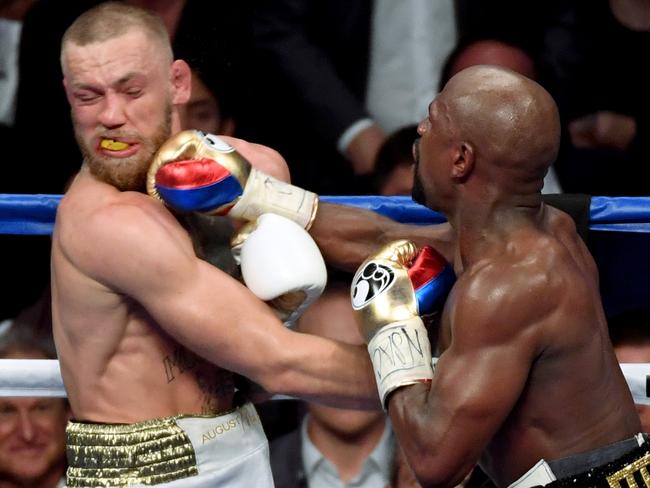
[2,194,650,235]
[0,193,648,316]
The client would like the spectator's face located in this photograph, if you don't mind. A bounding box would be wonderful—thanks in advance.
[63,30,174,191]
[449,40,537,81]
[308,402,385,439]
[0,351,68,485]
[179,73,234,136]
[380,161,414,196]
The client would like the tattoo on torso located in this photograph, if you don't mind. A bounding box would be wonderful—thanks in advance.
[163,347,234,414]
[163,347,200,382]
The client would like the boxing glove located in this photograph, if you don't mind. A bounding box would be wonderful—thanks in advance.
[231,213,327,328]
[147,130,319,229]
[351,240,455,408]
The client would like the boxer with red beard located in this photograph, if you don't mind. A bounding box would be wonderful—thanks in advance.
[52,3,379,487]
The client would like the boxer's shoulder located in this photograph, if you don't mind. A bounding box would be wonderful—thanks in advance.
[57,190,191,281]
[451,250,560,336]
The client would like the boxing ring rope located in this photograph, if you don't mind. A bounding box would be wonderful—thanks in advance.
[0,359,66,397]
[1,194,650,403]
[1,358,649,404]
[3,194,650,235]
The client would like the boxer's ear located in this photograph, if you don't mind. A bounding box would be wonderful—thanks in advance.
[451,141,474,181]
[170,59,191,105]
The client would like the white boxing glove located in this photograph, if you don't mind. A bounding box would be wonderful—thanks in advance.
[231,213,327,327]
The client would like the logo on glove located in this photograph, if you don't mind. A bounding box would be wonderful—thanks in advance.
[351,262,395,310]
[198,131,235,152]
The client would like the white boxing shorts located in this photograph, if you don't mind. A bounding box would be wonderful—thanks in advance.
[64,402,273,487]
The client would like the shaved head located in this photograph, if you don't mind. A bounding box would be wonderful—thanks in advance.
[441,65,560,187]
[413,65,561,215]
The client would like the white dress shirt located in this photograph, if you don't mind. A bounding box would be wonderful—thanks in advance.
[338,0,457,153]
[301,415,395,488]
[0,18,22,126]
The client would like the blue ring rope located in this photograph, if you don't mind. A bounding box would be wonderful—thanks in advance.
[1,194,650,235]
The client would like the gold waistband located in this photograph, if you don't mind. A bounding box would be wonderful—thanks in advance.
[66,415,201,487]
[607,452,650,488]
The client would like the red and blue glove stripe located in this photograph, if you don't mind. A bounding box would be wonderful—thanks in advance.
[408,246,455,315]
[154,158,243,213]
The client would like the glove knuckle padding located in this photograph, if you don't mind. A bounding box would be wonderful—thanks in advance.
[351,240,454,408]
[237,213,327,326]
[147,130,250,213]
[147,130,318,229]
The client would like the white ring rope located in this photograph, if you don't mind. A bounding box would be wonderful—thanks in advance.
[0,360,648,405]
[0,359,65,397]
[621,363,650,406]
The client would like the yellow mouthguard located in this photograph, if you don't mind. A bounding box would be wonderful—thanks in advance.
[100,139,130,151]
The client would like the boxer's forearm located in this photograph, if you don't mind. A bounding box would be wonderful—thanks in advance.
[260,334,380,410]
[388,384,474,487]
[300,342,380,410]
[310,203,455,272]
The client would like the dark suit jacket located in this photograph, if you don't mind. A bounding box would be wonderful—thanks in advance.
[269,428,307,488]
[245,0,374,195]
[252,0,372,145]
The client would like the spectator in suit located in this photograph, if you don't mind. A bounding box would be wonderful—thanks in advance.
[247,0,456,195]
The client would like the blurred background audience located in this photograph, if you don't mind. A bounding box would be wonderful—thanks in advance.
[244,0,456,195]
[372,125,417,197]
[455,0,650,196]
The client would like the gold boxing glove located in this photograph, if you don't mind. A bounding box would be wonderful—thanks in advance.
[147,130,318,229]
[351,240,455,408]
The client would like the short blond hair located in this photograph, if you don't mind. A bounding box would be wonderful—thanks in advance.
[61,1,173,68]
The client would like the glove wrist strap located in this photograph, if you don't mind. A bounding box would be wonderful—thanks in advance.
[367,316,433,410]
[230,169,319,229]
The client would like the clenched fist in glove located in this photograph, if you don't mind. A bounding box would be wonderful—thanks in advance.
[231,213,327,328]
[147,130,319,229]
[351,240,455,408]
